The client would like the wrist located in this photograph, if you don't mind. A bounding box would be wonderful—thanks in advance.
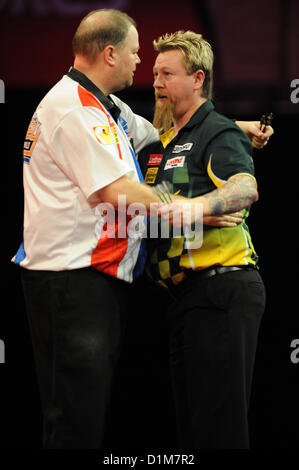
[193,196,209,218]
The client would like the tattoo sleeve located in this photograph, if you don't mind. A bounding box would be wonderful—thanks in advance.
[202,175,258,216]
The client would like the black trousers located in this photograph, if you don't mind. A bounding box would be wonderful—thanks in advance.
[166,269,266,449]
[21,267,129,449]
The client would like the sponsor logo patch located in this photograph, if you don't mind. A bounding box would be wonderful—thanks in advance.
[118,116,131,138]
[93,125,112,145]
[172,143,193,153]
[144,167,159,184]
[147,154,163,166]
[23,112,41,164]
[164,156,185,170]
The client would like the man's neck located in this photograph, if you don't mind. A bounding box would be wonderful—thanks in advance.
[73,57,111,95]
[173,97,207,136]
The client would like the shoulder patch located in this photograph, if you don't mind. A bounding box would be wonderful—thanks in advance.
[93,125,112,145]
[23,112,41,164]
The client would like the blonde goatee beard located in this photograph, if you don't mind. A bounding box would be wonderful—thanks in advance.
[152,97,174,134]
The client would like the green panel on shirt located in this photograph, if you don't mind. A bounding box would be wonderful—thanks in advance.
[173,165,189,184]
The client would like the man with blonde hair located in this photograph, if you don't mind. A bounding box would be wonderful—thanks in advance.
[138,30,268,449]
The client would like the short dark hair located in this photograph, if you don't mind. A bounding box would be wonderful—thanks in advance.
[72,9,136,62]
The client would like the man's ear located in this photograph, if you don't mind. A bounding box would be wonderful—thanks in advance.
[103,45,117,66]
[193,69,205,91]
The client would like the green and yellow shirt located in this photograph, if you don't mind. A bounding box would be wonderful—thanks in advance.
[138,100,258,288]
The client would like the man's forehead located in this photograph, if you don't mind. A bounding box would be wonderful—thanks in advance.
[127,25,139,43]
[154,49,184,69]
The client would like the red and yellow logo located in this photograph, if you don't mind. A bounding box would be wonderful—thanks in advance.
[93,125,112,145]
[144,167,159,184]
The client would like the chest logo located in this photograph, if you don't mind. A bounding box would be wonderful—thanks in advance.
[147,154,163,166]
[164,156,185,170]
[144,167,159,184]
[172,143,193,153]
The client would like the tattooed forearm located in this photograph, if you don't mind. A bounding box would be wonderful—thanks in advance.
[202,175,258,216]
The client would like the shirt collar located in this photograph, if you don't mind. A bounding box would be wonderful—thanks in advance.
[159,100,214,147]
[67,66,121,121]
[160,128,175,148]
[184,100,214,129]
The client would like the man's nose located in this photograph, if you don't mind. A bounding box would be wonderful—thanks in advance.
[153,75,162,88]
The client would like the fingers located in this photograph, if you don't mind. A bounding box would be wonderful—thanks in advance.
[255,125,274,147]
[159,202,183,227]
[260,123,266,133]
[252,134,270,149]
[252,138,269,148]
[159,201,202,228]
[227,211,243,223]
[247,121,273,148]
[263,125,274,138]
[203,213,243,227]
[159,204,245,228]
[252,137,266,149]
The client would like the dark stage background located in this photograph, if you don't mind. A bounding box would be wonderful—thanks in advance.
[0,0,298,451]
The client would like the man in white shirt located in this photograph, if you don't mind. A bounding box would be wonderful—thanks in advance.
[15,9,163,449]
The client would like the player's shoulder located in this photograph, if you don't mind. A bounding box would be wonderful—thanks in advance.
[205,107,241,133]
[203,107,252,150]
